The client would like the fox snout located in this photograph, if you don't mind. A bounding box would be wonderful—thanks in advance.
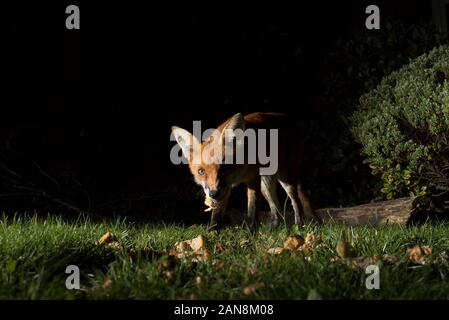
[207,189,220,198]
[204,185,227,200]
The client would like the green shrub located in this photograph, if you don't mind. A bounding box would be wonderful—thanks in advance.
[351,45,449,199]
[307,21,446,206]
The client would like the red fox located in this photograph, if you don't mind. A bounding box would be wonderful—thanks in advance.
[171,112,320,230]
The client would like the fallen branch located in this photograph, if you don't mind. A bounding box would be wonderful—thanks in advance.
[225,195,444,226]
[315,196,417,226]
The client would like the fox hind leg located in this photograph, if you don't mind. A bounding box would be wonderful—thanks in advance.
[279,180,305,227]
[246,176,262,234]
[261,176,281,228]
[297,181,322,224]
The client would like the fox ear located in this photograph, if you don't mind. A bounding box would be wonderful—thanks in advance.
[171,126,200,162]
[224,113,245,131]
[220,113,245,147]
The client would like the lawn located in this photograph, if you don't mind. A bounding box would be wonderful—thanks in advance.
[1,214,449,299]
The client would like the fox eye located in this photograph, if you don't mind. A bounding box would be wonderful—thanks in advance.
[198,168,205,176]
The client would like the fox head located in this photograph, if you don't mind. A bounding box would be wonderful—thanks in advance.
[171,113,245,201]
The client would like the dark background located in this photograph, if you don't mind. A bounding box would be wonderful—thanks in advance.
[0,1,436,223]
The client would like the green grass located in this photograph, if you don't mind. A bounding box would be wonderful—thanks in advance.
[1,214,449,299]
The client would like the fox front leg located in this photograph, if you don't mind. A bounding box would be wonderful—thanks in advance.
[208,191,230,231]
[209,208,222,230]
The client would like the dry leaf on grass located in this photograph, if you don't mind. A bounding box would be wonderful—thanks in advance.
[301,233,323,253]
[175,240,192,253]
[160,236,211,283]
[96,232,123,250]
[336,236,357,259]
[172,235,211,262]
[102,278,113,289]
[215,242,225,253]
[240,239,251,248]
[407,245,432,265]
[243,282,265,296]
[96,232,117,245]
[304,233,322,248]
[175,235,206,253]
[283,235,305,250]
[268,233,322,255]
[190,235,206,252]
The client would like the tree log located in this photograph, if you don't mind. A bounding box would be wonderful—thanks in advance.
[315,196,417,226]
[225,195,444,226]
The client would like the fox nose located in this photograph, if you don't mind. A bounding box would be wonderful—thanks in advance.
[209,190,219,198]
